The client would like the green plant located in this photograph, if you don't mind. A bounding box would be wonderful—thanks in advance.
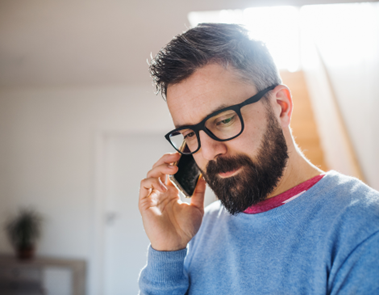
[5,208,42,250]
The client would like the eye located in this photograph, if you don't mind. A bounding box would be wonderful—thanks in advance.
[216,114,236,126]
[183,130,196,139]
[220,117,233,124]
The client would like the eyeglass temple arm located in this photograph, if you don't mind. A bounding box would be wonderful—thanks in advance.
[240,85,277,107]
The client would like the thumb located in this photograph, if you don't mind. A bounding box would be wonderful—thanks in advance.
[190,175,206,209]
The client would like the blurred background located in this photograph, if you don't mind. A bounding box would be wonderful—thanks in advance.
[0,0,378,294]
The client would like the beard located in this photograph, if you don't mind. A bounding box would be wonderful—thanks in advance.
[199,107,289,215]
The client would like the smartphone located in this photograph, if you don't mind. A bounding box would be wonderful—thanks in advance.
[169,145,201,198]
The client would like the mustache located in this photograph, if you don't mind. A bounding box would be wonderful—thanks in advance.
[206,154,252,175]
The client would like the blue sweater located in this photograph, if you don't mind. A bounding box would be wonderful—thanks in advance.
[139,171,379,294]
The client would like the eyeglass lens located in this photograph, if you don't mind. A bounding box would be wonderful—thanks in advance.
[169,109,242,154]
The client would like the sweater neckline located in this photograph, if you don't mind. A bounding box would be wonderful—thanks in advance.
[243,173,325,214]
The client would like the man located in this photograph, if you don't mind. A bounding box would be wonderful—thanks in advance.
[138,23,379,294]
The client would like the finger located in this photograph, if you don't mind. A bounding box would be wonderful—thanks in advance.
[146,163,178,179]
[190,175,206,209]
[139,177,167,201]
[152,152,180,169]
[161,173,174,187]
[162,173,168,186]
[149,153,180,186]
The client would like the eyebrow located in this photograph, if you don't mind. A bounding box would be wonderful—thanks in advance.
[174,102,231,129]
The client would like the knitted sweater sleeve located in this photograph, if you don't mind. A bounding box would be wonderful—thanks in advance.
[138,245,189,295]
[330,230,379,294]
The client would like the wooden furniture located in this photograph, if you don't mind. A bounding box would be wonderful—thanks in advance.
[0,254,86,295]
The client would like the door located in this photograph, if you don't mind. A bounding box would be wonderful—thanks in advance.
[103,133,169,295]
[102,133,216,295]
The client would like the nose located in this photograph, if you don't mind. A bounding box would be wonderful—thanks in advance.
[198,130,227,161]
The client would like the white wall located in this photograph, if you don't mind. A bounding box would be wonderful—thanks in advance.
[0,84,173,293]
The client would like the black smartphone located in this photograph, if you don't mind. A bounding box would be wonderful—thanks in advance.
[169,146,201,198]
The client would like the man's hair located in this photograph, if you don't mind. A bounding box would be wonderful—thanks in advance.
[149,23,282,99]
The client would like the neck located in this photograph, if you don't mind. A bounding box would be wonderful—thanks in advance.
[267,140,324,199]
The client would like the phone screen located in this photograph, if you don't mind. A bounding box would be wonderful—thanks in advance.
[169,153,201,198]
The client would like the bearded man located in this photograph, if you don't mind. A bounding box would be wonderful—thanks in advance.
[138,23,379,294]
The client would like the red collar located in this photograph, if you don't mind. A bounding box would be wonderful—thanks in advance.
[243,174,325,214]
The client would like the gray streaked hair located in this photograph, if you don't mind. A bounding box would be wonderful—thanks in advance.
[149,23,282,99]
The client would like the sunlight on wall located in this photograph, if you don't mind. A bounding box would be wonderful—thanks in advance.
[188,6,300,72]
[301,2,379,188]
[301,3,378,68]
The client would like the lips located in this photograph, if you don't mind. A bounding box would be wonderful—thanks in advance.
[218,167,241,178]
[205,156,246,180]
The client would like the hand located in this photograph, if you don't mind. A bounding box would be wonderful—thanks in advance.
[139,153,206,251]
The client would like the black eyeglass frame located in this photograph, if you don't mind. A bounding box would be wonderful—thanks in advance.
[165,84,277,155]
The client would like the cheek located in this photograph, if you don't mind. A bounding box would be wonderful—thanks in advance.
[236,116,265,152]
[193,154,207,173]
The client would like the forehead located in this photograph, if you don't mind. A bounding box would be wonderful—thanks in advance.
[166,63,258,128]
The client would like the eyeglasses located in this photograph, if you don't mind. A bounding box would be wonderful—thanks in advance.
[165,85,277,155]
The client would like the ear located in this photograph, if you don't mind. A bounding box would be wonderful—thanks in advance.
[270,85,293,128]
